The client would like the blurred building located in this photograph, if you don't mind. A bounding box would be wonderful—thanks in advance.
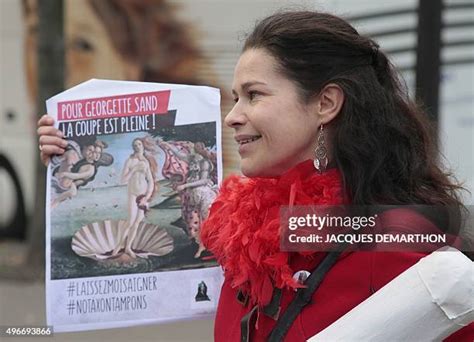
[1,0,473,241]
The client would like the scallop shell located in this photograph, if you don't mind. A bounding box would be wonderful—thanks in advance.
[71,219,174,260]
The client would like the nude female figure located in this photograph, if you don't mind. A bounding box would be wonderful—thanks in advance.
[112,137,158,258]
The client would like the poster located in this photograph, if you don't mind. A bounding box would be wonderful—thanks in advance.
[45,79,224,332]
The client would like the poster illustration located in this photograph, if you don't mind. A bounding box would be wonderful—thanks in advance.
[45,79,223,332]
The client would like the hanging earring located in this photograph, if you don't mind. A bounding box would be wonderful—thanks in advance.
[314,124,328,173]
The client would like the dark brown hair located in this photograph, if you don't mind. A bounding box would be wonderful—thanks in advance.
[244,11,464,208]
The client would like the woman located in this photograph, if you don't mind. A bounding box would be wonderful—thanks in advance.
[200,11,473,341]
[37,10,472,341]
[158,139,217,258]
[112,136,159,258]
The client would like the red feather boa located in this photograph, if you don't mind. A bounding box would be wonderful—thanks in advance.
[201,160,345,307]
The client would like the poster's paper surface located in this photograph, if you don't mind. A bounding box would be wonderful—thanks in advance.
[45,79,223,332]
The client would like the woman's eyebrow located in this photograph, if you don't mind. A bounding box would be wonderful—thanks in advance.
[232,81,268,96]
[69,22,96,35]
[241,81,267,90]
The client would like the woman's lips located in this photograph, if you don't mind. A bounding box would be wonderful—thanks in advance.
[237,135,262,154]
[238,136,261,145]
[234,134,262,144]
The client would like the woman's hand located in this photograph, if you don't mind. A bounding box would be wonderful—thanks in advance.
[37,114,68,166]
[138,196,149,208]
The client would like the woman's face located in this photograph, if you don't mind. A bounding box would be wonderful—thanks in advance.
[65,0,139,87]
[133,139,144,153]
[225,48,320,177]
[24,0,141,100]
[83,145,96,163]
[93,146,102,162]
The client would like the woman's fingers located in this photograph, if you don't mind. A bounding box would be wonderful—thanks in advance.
[38,135,68,149]
[37,114,62,139]
[37,125,63,138]
[38,138,66,165]
[40,145,65,166]
[37,114,54,127]
[40,145,65,158]
[37,114,66,166]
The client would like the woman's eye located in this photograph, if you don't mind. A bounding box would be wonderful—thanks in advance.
[248,91,258,101]
[71,37,94,52]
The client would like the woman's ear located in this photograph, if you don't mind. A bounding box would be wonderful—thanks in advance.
[315,83,344,125]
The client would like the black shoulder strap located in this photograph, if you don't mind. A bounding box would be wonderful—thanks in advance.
[267,250,343,342]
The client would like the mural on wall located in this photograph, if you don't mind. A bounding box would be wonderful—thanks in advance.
[22,0,238,174]
[0,0,241,240]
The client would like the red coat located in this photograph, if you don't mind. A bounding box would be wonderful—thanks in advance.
[214,251,474,341]
[202,164,473,341]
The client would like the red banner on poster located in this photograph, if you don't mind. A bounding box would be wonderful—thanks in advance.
[57,90,171,121]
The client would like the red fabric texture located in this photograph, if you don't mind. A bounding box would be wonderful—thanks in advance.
[373,208,463,251]
[201,160,473,341]
[201,160,345,307]
[214,251,473,341]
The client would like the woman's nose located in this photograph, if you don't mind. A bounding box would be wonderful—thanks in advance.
[224,103,247,128]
